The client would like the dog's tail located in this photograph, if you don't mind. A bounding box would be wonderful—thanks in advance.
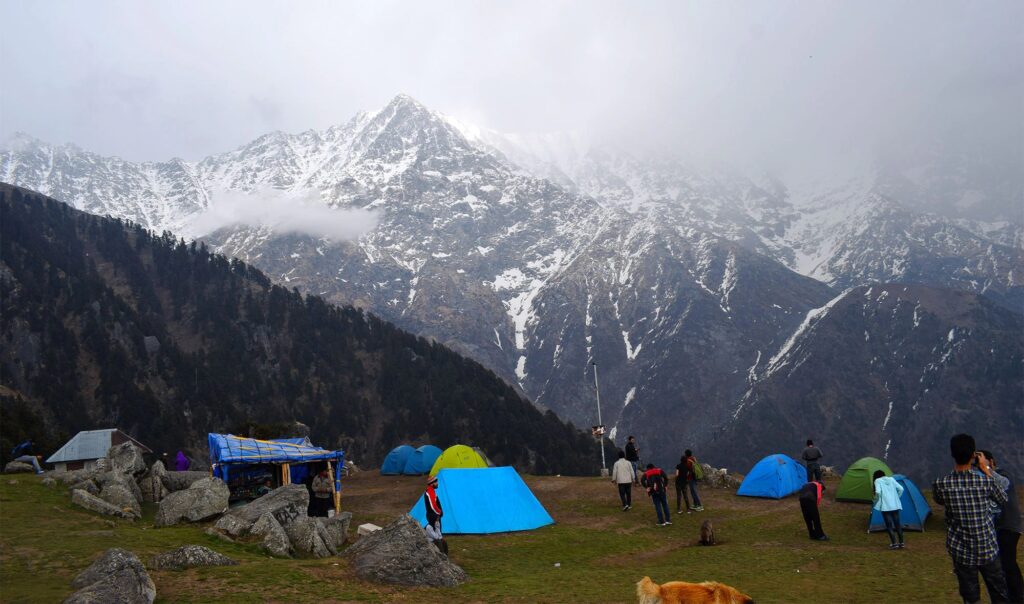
[636,576,661,602]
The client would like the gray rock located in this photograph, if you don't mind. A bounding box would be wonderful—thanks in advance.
[71,489,137,519]
[41,476,57,487]
[96,471,143,505]
[700,464,743,489]
[154,477,229,527]
[316,512,352,551]
[65,548,155,604]
[149,545,238,571]
[162,471,210,492]
[251,513,293,558]
[143,335,161,355]
[346,514,467,587]
[213,513,252,538]
[69,479,99,496]
[219,483,308,528]
[56,468,101,486]
[285,517,334,558]
[107,443,146,478]
[139,461,170,503]
[99,483,143,518]
[4,461,35,473]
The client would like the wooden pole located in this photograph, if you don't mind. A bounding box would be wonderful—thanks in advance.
[281,463,291,485]
[327,460,340,515]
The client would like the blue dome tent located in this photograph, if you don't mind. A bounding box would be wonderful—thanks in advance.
[408,467,554,534]
[380,445,415,475]
[402,445,442,476]
[737,454,807,499]
[868,474,932,532]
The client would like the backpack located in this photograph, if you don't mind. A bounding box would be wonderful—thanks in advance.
[645,469,665,494]
[692,457,705,480]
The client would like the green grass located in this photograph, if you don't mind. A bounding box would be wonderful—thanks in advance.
[0,473,990,603]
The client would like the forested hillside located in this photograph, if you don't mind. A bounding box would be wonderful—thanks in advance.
[0,184,605,474]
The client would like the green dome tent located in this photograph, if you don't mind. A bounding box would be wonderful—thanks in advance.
[429,444,488,477]
[836,457,893,502]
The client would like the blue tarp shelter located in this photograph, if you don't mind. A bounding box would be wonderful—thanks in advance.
[737,454,807,499]
[408,467,554,534]
[381,445,416,475]
[207,433,344,510]
[868,474,932,532]
[403,445,442,476]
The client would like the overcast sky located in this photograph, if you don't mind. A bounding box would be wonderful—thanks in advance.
[1,0,1021,175]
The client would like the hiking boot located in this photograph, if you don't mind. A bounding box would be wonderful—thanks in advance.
[694,506,705,511]
[622,505,629,512]
[889,543,899,550]
[677,510,684,514]
[657,522,666,526]
[625,505,631,510]
[816,535,830,541]
[898,543,905,549]
[664,521,672,525]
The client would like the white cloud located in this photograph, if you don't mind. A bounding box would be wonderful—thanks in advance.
[191,188,379,242]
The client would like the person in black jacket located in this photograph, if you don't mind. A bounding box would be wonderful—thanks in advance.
[982,450,1023,603]
[641,463,672,526]
[799,481,829,541]
[625,436,640,484]
[802,439,823,482]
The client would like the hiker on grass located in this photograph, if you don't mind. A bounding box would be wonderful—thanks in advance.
[933,434,1009,604]
[423,475,448,555]
[611,450,637,511]
[873,470,905,549]
[980,449,1022,603]
[641,463,671,526]
[799,480,828,541]
[673,455,689,515]
[682,449,704,512]
[625,436,640,483]
[802,439,823,482]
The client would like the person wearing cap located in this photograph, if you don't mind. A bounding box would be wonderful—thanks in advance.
[423,475,447,554]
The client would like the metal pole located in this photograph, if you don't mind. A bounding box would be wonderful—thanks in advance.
[592,362,607,474]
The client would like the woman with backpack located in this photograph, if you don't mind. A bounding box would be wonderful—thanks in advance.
[641,463,672,526]
[682,449,704,512]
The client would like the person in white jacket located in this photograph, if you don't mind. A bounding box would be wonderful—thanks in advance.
[873,470,905,549]
[611,450,637,511]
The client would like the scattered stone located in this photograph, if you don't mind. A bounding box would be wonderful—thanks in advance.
[251,513,293,558]
[700,464,743,489]
[7,479,18,485]
[346,514,467,587]
[154,477,229,527]
[41,476,57,487]
[357,523,381,536]
[149,545,238,571]
[4,461,35,473]
[99,483,143,518]
[107,443,146,478]
[65,548,155,604]
[97,471,143,505]
[317,512,353,551]
[139,461,170,503]
[285,517,335,557]
[821,466,842,479]
[71,489,136,519]
[162,471,210,492]
[69,479,99,496]
[213,513,252,538]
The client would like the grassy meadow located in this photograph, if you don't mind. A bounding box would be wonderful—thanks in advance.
[0,470,1007,603]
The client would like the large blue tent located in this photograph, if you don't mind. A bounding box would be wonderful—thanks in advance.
[737,454,806,499]
[868,474,932,532]
[381,445,416,475]
[402,445,443,476]
[408,467,554,534]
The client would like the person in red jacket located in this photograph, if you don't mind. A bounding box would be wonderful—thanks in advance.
[423,475,447,554]
[799,480,829,541]
[641,463,672,526]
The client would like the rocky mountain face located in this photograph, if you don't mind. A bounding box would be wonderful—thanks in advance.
[704,283,1023,482]
[2,94,1020,475]
[0,184,606,474]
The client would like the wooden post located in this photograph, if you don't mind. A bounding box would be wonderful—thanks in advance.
[281,463,291,486]
[327,461,340,515]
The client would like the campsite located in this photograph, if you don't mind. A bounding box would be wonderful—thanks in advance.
[1,461,1013,603]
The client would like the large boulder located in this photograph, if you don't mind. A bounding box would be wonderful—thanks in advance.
[4,461,35,473]
[213,513,252,538]
[107,443,146,478]
[285,517,335,558]
[71,489,137,519]
[317,512,353,552]
[149,545,238,571]
[250,513,293,558]
[163,471,211,492]
[346,514,467,587]
[96,471,143,505]
[99,483,143,518]
[700,464,742,489]
[219,484,309,529]
[138,461,170,503]
[68,479,99,496]
[154,477,229,527]
[65,548,155,604]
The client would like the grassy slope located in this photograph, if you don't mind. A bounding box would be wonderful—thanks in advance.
[0,471,1006,603]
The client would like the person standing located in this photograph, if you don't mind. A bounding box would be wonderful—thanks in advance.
[423,475,447,554]
[641,463,672,526]
[683,449,704,512]
[174,450,191,472]
[873,470,905,549]
[933,434,1009,604]
[802,439,823,483]
[611,450,637,511]
[981,450,1023,603]
[625,436,640,483]
[674,455,688,514]
[799,480,828,541]
[311,469,333,517]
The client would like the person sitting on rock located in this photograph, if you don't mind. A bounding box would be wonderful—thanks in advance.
[423,475,448,554]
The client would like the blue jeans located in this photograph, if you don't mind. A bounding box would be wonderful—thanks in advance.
[683,479,702,508]
[881,510,904,545]
[15,455,42,473]
[651,492,669,524]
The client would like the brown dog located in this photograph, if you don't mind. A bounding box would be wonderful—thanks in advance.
[637,576,754,604]
[699,520,716,546]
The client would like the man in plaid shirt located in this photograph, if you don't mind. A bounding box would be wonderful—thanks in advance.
[933,433,1010,604]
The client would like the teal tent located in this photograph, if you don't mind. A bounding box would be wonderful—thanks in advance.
[408,467,554,534]
[868,474,931,532]
[381,445,415,475]
[402,445,442,476]
[737,454,806,499]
